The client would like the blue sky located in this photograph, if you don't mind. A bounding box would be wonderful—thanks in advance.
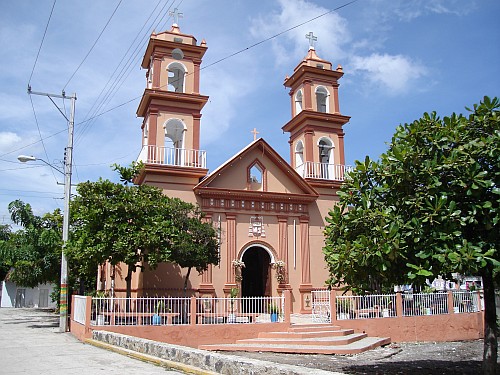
[1,0,499,225]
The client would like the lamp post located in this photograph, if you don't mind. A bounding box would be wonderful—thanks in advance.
[18,154,71,332]
[19,88,76,332]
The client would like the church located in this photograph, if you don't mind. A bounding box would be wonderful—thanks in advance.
[111,14,350,314]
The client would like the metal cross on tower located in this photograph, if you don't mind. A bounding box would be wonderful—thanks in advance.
[305,31,317,49]
[251,128,259,141]
[170,8,183,26]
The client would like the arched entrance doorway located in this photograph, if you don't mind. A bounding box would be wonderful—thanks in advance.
[241,246,272,298]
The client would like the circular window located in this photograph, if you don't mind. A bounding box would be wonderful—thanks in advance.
[171,48,184,60]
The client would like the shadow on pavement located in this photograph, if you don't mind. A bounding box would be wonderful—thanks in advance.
[342,360,482,375]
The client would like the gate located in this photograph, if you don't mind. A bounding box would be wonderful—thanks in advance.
[311,289,331,323]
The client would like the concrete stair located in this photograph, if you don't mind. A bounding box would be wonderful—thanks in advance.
[199,324,391,355]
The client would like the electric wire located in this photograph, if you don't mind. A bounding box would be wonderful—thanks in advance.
[28,0,56,86]
[201,0,359,71]
[75,0,166,145]
[76,0,359,127]
[28,94,58,184]
[13,0,359,158]
[0,129,67,158]
[62,0,123,91]
[75,0,178,147]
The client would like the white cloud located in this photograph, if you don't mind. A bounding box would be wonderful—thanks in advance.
[349,53,427,94]
[250,0,351,66]
[0,132,22,153]
[370,0,477,22]
[201,66,254,145]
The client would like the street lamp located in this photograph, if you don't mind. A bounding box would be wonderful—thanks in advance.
[17,155,64,175]
[22,89,76,333]
[18,153,72,332]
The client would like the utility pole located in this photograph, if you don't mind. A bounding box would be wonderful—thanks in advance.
[28,87,76,332]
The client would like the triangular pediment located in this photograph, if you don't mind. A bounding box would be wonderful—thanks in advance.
[194,139,317,202]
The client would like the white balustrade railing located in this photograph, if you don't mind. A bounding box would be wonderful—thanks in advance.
[452,291,481,313]
[402,292,449,316]
[91,295,284,326]
[297,162,352,181]
[73,295,87,325]
[92,297,191,326]
[312,289,331,323]
[336,294,396,320]
[137,145,207,169]
[197,296,284,325]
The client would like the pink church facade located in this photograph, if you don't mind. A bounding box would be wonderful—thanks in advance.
[104,20,351,314]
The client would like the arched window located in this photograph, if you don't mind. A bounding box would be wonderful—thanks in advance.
[318,137,334,179]
[164,119,186,166]
[295,140,304,176]
[248,160,265,191]
[167,62,186,93]
[316,86,329,113]
[295,90,303,114]
[143,119,149,145]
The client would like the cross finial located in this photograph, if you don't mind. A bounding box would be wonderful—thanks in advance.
[251,128,259,141]
[305,31,317,50]
[169,8,183,26]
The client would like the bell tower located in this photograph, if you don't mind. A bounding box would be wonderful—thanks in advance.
[135,9,209,188]
[282,32,350,188]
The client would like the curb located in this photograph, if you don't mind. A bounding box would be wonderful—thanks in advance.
[85,338,218,375]
[90,331,344,374]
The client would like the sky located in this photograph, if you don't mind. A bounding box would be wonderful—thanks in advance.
[0,0,499,226]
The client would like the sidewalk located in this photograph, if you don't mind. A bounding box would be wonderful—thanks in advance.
[0,308,182,375]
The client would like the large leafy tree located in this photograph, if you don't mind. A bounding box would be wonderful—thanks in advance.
[0,200,62,288]
[0,224,13,281]
[68,163,219,300]
[167,198,219,296]
[324,97,499,374]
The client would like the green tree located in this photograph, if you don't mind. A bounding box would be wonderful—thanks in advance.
[0,200,62,288]
[324,97,499,374]
[68,163,219,301]
[168,198,219,296]
[0,224,13,281]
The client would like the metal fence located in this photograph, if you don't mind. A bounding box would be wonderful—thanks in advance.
[452,291,481,313]
[312,291,483,322]
[402,292,449,316]
[90,295,284,326]
[336,294,397,320]
[312,289,331,323]
[197,296,284,325]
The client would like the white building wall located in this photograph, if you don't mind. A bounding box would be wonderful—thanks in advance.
[0,281,57,309]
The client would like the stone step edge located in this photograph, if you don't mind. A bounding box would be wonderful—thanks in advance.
[200,337,391,355]
[261,329,354,338]
[91,330,340,375]
[238,332,367,346]
[85,338,217,375]
[289,325,341,332]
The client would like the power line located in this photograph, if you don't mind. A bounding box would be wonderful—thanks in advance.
[62,0,123,90]
[75,0,177,147]
[0,128,67,158]
[28,0,57,86]
[29,94,58,184]
[77,0,359,126]
[13,0,359,155]
[201,0,359,71]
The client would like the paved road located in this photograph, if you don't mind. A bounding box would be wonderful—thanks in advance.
[0,308,182,375]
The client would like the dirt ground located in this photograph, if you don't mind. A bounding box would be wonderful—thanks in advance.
[224,340,487,374]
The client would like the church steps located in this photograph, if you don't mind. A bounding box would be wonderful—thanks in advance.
[199,324,390,355]
[236,332,367,346]
[198,336,391,355]
[259,328,355,338]
[287,324,341,333]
